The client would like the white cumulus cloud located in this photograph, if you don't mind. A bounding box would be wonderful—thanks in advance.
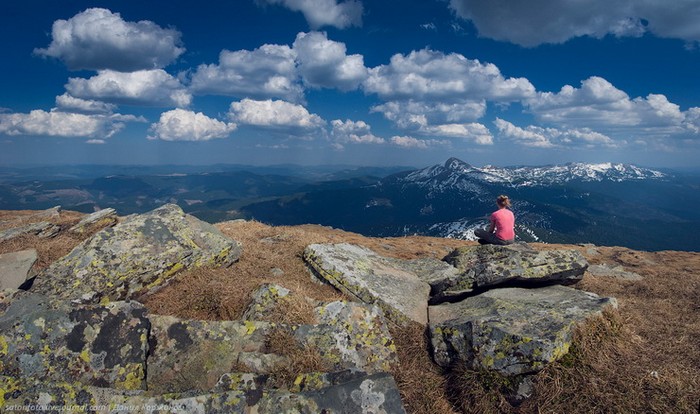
[293,32,368,91]
[0,109,142,139]
[448,0,700,47]
[66,70,191,107]
[363,49,535,102]
[389,135,449,149]
[421,123,493,145]
[189,44,302,102]
[229,99,325,132]
[330,119,384,149]
[55,93,117,114]
[258,0,363,29]
[528,76,689,131]
[371,100,486,128]
[34,8,184,71]
[494,118,617,148]
[148,109,237,141]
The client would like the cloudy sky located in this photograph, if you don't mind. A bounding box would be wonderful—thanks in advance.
[1,0,700,168]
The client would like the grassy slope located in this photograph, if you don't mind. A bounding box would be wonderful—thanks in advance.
[1,210,698,413]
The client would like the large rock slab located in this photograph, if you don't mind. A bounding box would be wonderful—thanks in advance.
[304,243,432,325]
[429,285,617,376]
[148,300,398,394]
[147,314,278,394]
[0,291,149,390]
[33,204,242,304]
[68,208,117,234]
[0,221,60,242]
[436,244,588,299]
[0,249,37,290]
[1,372,406,413]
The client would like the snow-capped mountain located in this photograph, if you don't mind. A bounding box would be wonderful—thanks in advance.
[394,157,667,190]
[241,158,699,251]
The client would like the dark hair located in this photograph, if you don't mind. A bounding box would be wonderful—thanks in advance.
[496,195,511,208]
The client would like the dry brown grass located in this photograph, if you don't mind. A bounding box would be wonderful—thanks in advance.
[0,209,108,271]
[264,329,334,388]
[3,208,699,413]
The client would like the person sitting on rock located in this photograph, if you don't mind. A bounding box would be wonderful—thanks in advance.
[475,195,515,245]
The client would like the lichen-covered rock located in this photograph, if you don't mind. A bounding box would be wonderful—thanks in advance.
[0,249,37,290]
[302,301,398,374]
[242,283,291,321]
[0,291,149,390]
[438,244,588,299]
[33,204,242,304]
[68,208,117,234]
[0,221,60,242]
[1,372,406,413]
[429,285,617,375]
[147,315,276,394]
[304,243,431,325]
[149,301,397,393]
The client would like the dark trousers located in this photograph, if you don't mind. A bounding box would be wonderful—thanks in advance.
[474,228,514,245]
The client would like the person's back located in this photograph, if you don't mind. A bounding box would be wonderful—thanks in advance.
[475,195,515,245]
[491,208,515,241]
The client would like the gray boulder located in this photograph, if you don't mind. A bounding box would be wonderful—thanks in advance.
[32,204,242,304]
[429,285,617,375]
[0,249,37,290]
[1,372,406,414]
[436,244,588,299]
[0,290,149,390]
[303,243,433,325]
[148,300,397,394]
[68,208,117,234]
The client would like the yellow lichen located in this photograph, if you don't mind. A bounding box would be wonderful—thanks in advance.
[244,321,257,335]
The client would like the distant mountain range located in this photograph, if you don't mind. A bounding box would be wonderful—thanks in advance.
[1,159,698,251]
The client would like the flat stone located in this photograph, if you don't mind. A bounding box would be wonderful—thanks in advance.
[587,264,643,281]
[147,314,276,394]
[148,301,397,394]
[0,221,60,242]
[0,249,37,290]
[302,301,398,374]
[33,204,242,304]
[437,244,588,299]
[0,291,149,390]
[1,371,406,413]
[241,283,291,321]
[304,243,431,325]
[429,285,617,375]
[68,208,117,234]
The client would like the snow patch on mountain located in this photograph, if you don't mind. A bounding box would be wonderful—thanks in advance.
[398,157,667,189]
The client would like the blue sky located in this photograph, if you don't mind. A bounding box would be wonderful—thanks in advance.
[1,0,700,169]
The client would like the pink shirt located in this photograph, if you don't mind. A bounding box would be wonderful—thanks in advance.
[490,208,515,241]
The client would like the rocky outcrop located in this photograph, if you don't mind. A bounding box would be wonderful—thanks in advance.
[304,242,614,382]
[0,249,37,290]
[241,283,291,321]
[429,285,617,375]
[68,208,117,234]
[0,290,149,390]
[32,204,242,304]
[1,372,406,414]
[437,244,588,299]
[303,243,436,325]
[1,288,405,411]
[0,221,60,242]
